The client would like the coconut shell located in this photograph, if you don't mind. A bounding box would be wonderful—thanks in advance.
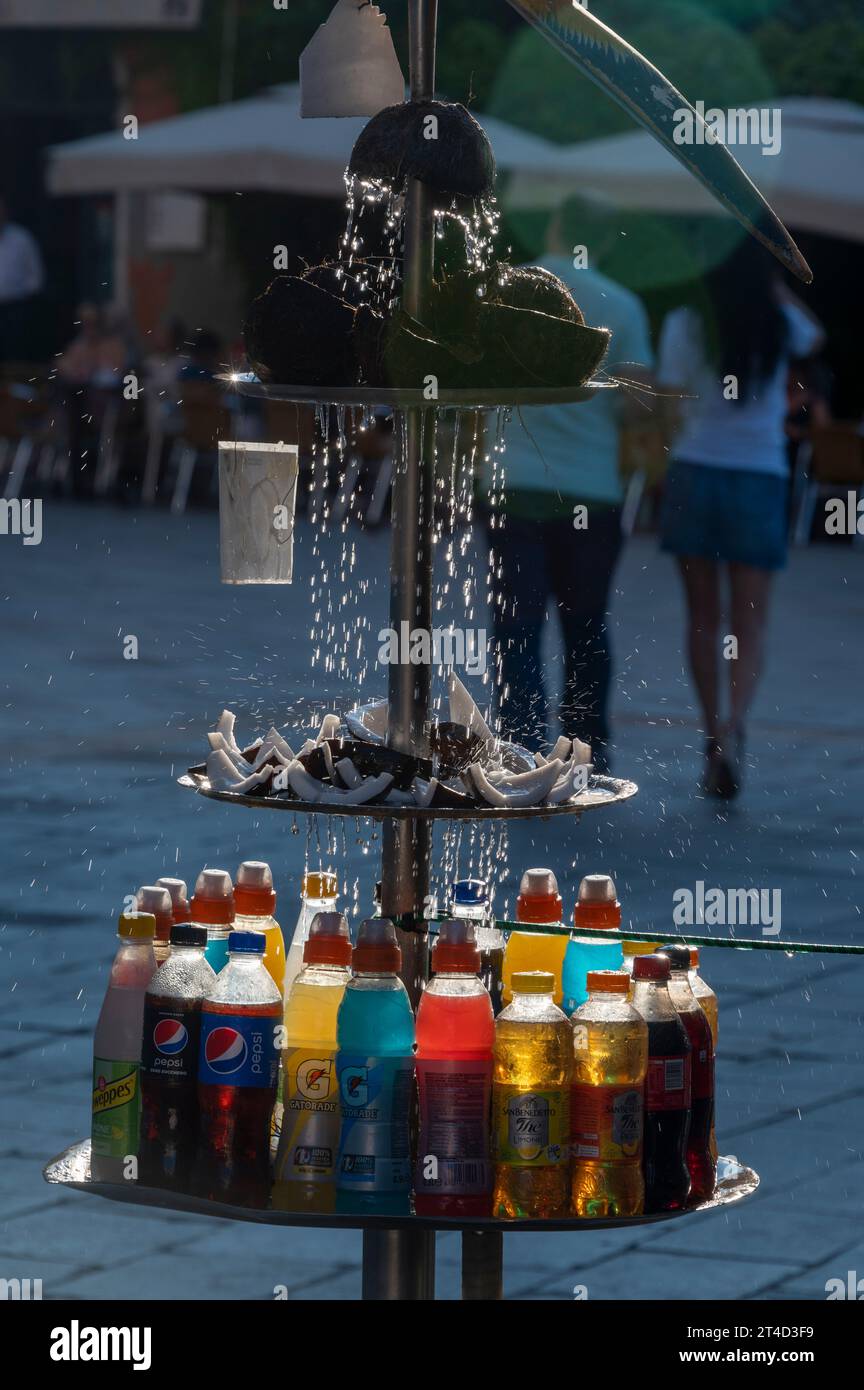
[473,302,610,389]
[491,264,584,324]
[349,100,495,198]
[244,276,357,386]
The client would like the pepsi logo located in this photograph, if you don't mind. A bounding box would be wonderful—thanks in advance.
[153,1018,188,1056]
[204,1026,248,1075]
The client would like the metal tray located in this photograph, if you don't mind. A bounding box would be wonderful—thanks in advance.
[178,768,638,822]
[224,373,615,409]
[44,1142,757,1233]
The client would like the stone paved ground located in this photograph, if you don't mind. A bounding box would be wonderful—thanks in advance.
[0,500,862,1301]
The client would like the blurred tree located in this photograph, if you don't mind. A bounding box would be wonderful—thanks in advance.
[754,6,864,104]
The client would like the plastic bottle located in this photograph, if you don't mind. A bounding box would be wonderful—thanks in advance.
[190,868,235,974]
[156,877,192,924]
[283,869,339,1000]
[492,970,572,1219]
[136,885,175,967]
[621,938,661,987]
[659,943,716,1204]
[502,869,568,1007]
[571,970,647,1218]
[451,877,505,1016]
[272,912,353,1212]
[689,946,719,1163]
[139,923,216,1190]
[335,918,415,1216]
[234,860,285,995]
[561,874,624,1015]
[630,954,692,1213]
[197,930,281,1207]
[415,919,495,1217]
[91,911,157,1183]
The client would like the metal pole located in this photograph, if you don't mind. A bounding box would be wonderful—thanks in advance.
[461,1229,504,1300]
[362,1227,437,1300]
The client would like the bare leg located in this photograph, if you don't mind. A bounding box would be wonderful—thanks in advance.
[676,556,723,737]
[728,563,775,729]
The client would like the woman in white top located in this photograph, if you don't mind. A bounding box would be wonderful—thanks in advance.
[657,238,824,799]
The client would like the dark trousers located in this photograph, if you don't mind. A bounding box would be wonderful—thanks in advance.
[487,509,623,756]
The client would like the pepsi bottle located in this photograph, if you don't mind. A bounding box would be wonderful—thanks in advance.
[197,930,281,1207]
[139,923,216,1190]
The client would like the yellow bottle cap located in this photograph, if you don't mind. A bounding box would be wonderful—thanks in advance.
[118,911,156,940]
[622,940,661,958]
[512,970,555,995]
[303,870,338,900]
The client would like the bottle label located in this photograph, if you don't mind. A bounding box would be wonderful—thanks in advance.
[571,1083,643,1161]
[140,1002,201,1082]
[336,1054,414,1194]
[275,1048,339,1184]
[493,1087,569,1167]
[415,1058,492,1196]
[91,1059,139,1161]
[198,1011,279,1089]
[645,1055,692,1112]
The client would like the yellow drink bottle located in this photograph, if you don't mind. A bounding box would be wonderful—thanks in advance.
[622,940,661,998]
[272,912,352,1212]
[234,860,285,994]
[492,971,572,1219]
[689,947,719,1162]
[502,868,568,1007]
[571,970,648,1218]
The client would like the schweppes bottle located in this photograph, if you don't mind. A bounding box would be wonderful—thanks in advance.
[91,911,157,1183]
[271,913,352,1212]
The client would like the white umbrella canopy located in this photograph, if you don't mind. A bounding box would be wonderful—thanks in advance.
[506,98,864,244]
[47,82,567,197]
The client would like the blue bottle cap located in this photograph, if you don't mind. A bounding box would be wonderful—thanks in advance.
[451,878,489,905]
[228,929,266,954]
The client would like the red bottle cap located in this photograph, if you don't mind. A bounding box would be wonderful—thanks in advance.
[633,953,671,981]
[136,886,175,942]
[304,911,352,968]
[431,919,481,974]
[190,868,235,925]
[234,860,277,916]
[353,917,401,973]
[573,873,621,930]
[516,867,563,924]
[156,877,192,923]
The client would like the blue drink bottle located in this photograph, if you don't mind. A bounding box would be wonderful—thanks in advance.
[561,874,623,1016]
[335,918,415,1216]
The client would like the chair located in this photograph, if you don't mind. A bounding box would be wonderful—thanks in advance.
[169,381,233,513]
[0,383,50,500]
[793,424,864,547]
[618,422,669,535]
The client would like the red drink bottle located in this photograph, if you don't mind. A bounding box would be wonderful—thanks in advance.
[659,943,716,1204]
[631,954,692,1213]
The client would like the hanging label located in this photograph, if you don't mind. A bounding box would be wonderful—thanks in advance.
[336,1054,414,1194]
[415,1058,492,1196]
[571,1083,643,1160]
[493,1086,569,1167]
[645,1055,692,1112]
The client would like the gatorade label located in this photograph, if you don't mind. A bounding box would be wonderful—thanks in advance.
[415,1059,492,1196]
[275,1047,339,1184]
[91,1059,139,1161]
[336,1054,413,1194]
[570,1083,643,1161]
[198,1012,279,1089]
[645,1055,692,1111]
[493,1086,569,1167]
[141,1002,201,1081]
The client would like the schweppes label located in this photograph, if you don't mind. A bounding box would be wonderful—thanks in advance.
[91,1059,140,1160]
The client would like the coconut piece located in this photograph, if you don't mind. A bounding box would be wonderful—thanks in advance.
[572,737,592,764]
[349,100,495,198]
[550,735,572,764]
[320,771,394,805]
[473,302,610,390]
[315,714,343,744]
[207,731,251,774]
[297,738,351,783]
[344,698,388,744]
[335,758,364,790]
[448,672,495,747]
[546,759,591,805]
[481,759,564,797]
[384,788,416,807]
[206,749,274,795]
[346,741,432,790]
[214,710,245,760]
[244,276,357,387]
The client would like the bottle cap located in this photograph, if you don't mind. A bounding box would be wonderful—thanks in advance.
[353,917,401,973]
[190,869,235,925]
[234,860,277,916]
[587,970,630,994]
[622,939,660,958]
[633,953,671,982]
[170,923,208,949]
[303,869,338,901]
[304,911,352,967]
[659,943,691,973]
[573,874,621,931]
[432,918,481,973]
[689,947,700,969]
[228,929,265,954]
[516,868,562,924]
[136,886,175,942]
[512,970,555,995]
[156,877,192,922]
[451,878,489,907]
[118,910,156,941]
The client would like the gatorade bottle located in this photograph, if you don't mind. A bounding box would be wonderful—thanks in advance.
[571,971,647,1218]
[335,919,415,1216]
[283,869,339,1000]
[139,923,216,1190]
[502,869,568,1007]
[492,970,572,1219]
[451,878,505,1016]
[190,868,235,974]
[631,954,692,1213]
[562,874,623,1015]
[415,919,495,1217]
[234,860,285,995]
[197,931,281,1207]
[659,944,716,1204]
[272,912,353,1212]
[156,877,192,924]
[136,885,175,967]
[91,911,157,1183]
[689,947,719,1163]
[621,939,661,985]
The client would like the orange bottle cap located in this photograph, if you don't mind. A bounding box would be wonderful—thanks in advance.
[432,919,481,974]
[304,911,352,967]
[574,873,621,930]
[235,860,277,916]
[190,868,235,925]
[516,867,563,924]
[689,947,699,968]
[587,970,630,994]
